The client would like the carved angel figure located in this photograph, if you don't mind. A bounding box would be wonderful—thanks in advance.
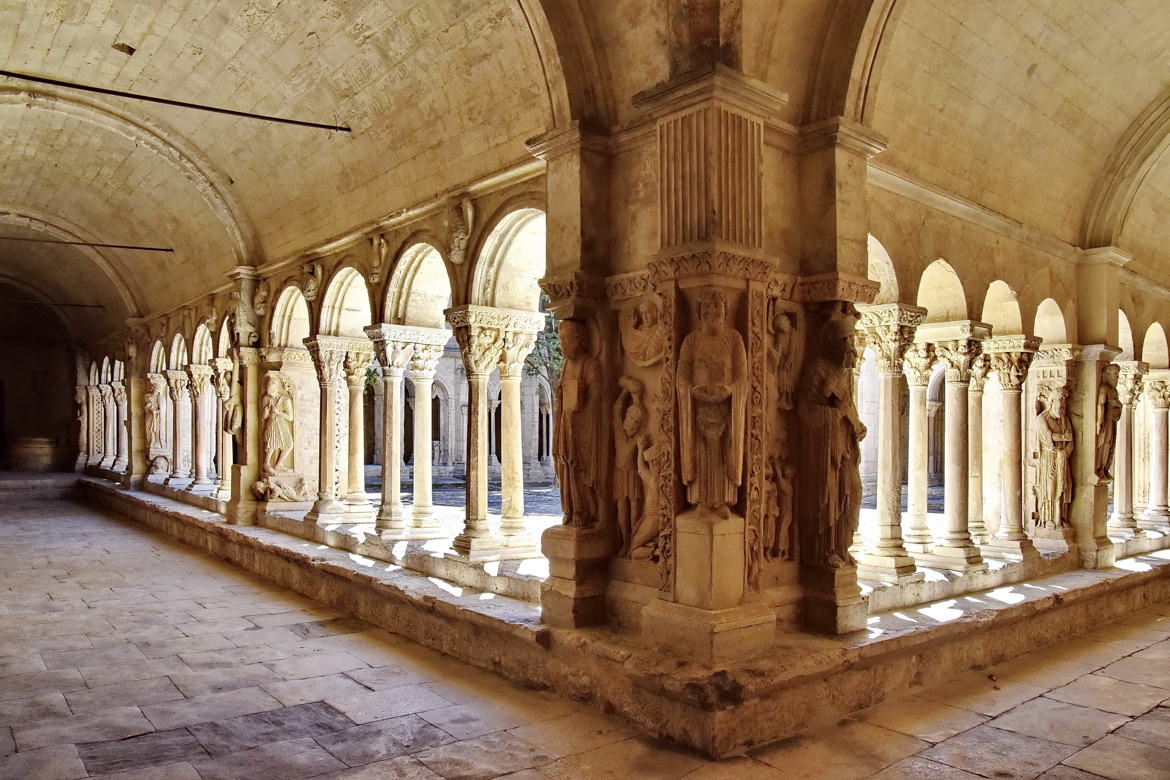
[677,289,747,514]
[261,374,295,474]
[554,319,604,527]
[1034,384,1073,529]
[1096,363,1122,480]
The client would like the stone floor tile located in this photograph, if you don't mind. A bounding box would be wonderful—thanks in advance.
[858,695,988,743]
[246,609,342,628]
[1097,656,1170,689]
[169,662,281,697]
[1035,637,1137,668]
[0,725,12,755]
[0,691,72,726]
[87,625,186,647]
[13,704,155,750]
[868,757,984,779]
[261,672,371,706]
[418,701,545,741]
[916,673,1047,717]
[988,697,1130,747]
[0,668,86,701]
[266,650,369,680]
[285,617,369,640]
[141,686,283,730]
[223,625,305,648]
[1114,706,1170,749]
[918,724,1078,779]
[0,743,87,780]
[507,711,633,757]
[174,617,256,636]
[321,754,443,778]
[89,761,202,779]
[316,713,454,766]
[1132,640,1170,662]
[188,700,354,755]
[414,731,555,780]
[193,736,348,780]
[751,720,928,780]
[1046,674,1167,716]
[984,654,1101,690]
[0,653,47,677]
[1035,767,1104,780]
[78,657,192,687]
[65,675,185,715]
[77,726,209,774]
[539,736,705,779]
[345,664,433,690]
[178,642,290,670]
[670,757,786,778]
[138,633,235,659]
[327,685,453,725]
[1063,733,1170,779]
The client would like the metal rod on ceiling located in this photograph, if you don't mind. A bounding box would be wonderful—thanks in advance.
[0,298,104,308]
[0,69,352,133]
[1,236,174,253]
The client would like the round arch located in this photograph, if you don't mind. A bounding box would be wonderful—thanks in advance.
[169,333,189,371]
[470,208,547,310]
[1119,310,1136,360]
[386,242,452,328]
[868,234,899,305]
[1034,299,1069,344]
[191,324,214,364]
[217,317,233,358]
[149,341,167,373]
[99,357,112,383]
[271,286,313,348]
[917,259,967,323]
[319,268,373,338]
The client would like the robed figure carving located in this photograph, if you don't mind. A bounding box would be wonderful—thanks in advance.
[262,375,295,474]
[554,319,605,527]
[1096,364,1122,480]
[677,290,747,515]
[1034,385,1073,529]
[144,390,161,449]
[798,304,865,568]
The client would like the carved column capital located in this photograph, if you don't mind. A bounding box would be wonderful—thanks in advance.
[859,303,926,374]
[165,370,189,400]
[933,339,984,383]
[304,337,347,386]
[1116,361,1148,407]
[409,343,445,380]
[902,342,935,386]
[187,365,213,396]
[968,354,990,391]
[98,384,113,403]
[1146,374,1170,409]
[988,352,1034,390]
[212,358,235,402]
[344,345,375,387]
[499,330,538,379]
[112,382,127,406]
[445,305,542,378]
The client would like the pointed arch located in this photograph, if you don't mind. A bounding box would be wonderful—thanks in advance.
[981,281,1024,335]
[1033,299,1069,344]
[916,259,967,323]
[1142,323,1169,369]
[1118,310,1136,360]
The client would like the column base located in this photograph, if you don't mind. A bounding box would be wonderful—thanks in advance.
[374,506,408,533]
[408,508,446,539]
[1077,538,1116,570]
[1107,520,1144,540]
[1139,509,1169,530]
[858,552,924,584]
[801,565,868,635]
[541,524,610,628]
[915,545,988,574]
[164,476,192,489]
[305,497,345,524]
[448,531,508,562]
[642,599,776,663]
[985,537,1039,560]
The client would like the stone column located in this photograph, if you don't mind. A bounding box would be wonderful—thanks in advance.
[1143,373,1170,527]
[408,341,447,537]
[498,328,539,549]
[446,305,507,559]
[986,338,1040,557]
[1110,362,1146,537]
[98,385,115,469]
[343,345,375,517]
[902,342,935,553]
[857,304,925,583]
[365,327,412,534]
[86,385,102,466]
[921,322,990,572]
[112,382,128,472]
[164,371,190,486]
[967,356,989,543]
[74,385,88,471]
[212,359,235,499]
[304,337,347,521]
[187,366,214,488]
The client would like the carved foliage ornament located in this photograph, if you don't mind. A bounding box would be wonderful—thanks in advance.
[934,339,982,382]
[863,323,915,373]
[1146,379,1170,409]
[990,351,1034,390]
[903,342,935,386]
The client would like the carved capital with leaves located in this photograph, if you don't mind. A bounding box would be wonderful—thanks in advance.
[934,339,983,383]
[903,342,935,386]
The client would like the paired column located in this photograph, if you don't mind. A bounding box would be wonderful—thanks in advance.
[1143,373,1170,527]
[343,346,375,517]
[920,322,990,572]
[902,343,935,554]
[1110,362,1146,537]
[112,382,128,472]
[408,341,446,537]
[164,371,190,485]
[967,357,989,543]
[366,327,413,534]
[187,366,214,488]
[305,337,347,521]
[986,338,1040,556]
[857,304,925,583]
[212,359,235,499]
[498,328,539,548]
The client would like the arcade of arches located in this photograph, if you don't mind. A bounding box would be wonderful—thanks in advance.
[5,0,1170,766]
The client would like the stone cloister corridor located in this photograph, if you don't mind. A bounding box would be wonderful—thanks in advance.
[6,0,1170,775]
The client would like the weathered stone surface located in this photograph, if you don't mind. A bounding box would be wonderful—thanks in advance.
[142,687,283,731]
[78,728,209,775]
[414,731,555,780]
[14,705,155,751]
[188,701,354,755]
[316,714,454,766]
[919,725,1078,779]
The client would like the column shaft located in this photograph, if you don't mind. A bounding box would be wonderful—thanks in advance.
[411,372,439,531]
[456,372,493,544]
[967,381,987,542]
[499,374,526,532]
[905,384,931,552]
[1146,404,1169,522]
[377,369,405,530]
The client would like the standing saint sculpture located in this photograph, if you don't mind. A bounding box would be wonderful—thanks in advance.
[1034,384,1074,529]
[554,319,605,527]
[1096,363,1122,480]
[798,303,866,568]
[677,289,748,515]
[144,390,161,449]
[261,374,295,474]
[613,376,646,554]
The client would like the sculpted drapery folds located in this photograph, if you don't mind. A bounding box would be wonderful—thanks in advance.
[144,386,161,449]
[1096,363,1122,481]
[798,302,866,569]
[618,295,666,367]
[677,289,748,514]
[261,374,295,475]
[554,319,605,528]
[1033,385,1074,530]
[613,376,662,559]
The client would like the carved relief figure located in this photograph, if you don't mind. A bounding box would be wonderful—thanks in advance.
[144,389,161,448]
[768,303,798,411]
[262,374,295,474]
[231,290,258,346]
[613,376,645,553]
[618,295,665,366]
[799,303,865,568]
[253,283,270,318]
[1033,385,1074,529]
[1096,363,1122,480]
[677,289,748,514]
[554,319,604,527]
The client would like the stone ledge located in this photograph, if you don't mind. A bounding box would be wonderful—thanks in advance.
[78,477,1170,758]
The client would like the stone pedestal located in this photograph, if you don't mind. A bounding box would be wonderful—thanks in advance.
[540,524,609,628]
[800,565,868,635]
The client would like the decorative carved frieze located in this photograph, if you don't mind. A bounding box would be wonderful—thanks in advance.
[648,250,773,284]
[796,272,879,304]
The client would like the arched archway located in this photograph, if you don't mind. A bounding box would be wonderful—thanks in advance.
[917,259,967,323]
[319,268,372,338]
[471,209,547,310]
[270,286,313,348]
[1142,323,1169,369]
[868,234,899,305]
[981,281,1024,336]
[387,243,452,328]
[1034,299,1069,344]
[1119,310,1136,360]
